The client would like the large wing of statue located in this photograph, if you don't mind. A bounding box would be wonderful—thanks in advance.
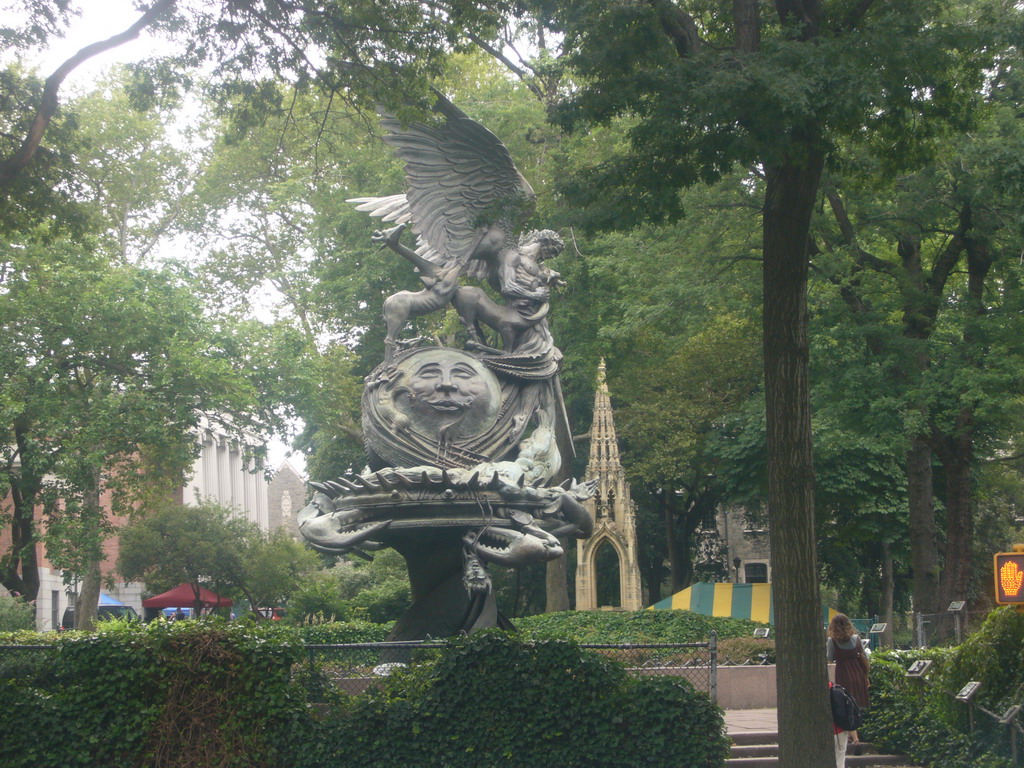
[349,95,535,278]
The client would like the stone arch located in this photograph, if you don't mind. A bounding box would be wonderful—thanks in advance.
[576,528,637,610]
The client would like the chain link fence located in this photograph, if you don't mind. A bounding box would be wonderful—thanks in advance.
[1,637,718,701]
[0,644,59,697]
[297,638,717,702]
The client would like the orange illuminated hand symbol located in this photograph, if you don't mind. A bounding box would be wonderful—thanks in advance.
[1001,560,1024,597]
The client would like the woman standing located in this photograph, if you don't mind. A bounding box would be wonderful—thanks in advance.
[827,613,870,744]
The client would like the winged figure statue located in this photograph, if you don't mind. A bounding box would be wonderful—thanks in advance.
[349,94,565,369]
[297,96,588,639]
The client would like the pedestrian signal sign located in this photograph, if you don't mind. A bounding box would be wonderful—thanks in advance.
[994,551,1024,604]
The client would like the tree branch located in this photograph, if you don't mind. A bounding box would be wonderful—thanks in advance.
[926,202,971,297]
[841,0,876,31]
[823,185,895,276]
[0,0,177,187]
[647,0,703,58]
[463,29,546,102]
[775,0,822,40]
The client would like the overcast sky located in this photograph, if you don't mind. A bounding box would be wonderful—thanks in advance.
[12,0,173,85]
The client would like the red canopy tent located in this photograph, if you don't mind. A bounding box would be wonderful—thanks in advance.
[142,583,233,610]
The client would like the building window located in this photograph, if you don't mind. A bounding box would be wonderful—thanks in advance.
[744,562,768,583]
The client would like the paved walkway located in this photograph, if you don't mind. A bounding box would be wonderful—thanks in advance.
[723,708,777,734]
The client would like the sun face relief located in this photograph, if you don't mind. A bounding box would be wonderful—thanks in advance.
[392,348,500,441]
[409,360,482,413]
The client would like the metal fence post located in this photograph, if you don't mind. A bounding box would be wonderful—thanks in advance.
[709,630,718,705]
[916,612,926,648]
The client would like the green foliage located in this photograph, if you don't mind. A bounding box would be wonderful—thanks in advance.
[717,636,775,665]
[0,619,307,768]
[316,632,730,768]
[284,570,355,624]
[546,0,998,227]
[294,620,391,644]
[865,608,1024,768]
[286,551,411,625]
[516,609,763,644]
[0,624,728,768]
[118,502,320,614]
[0,595,34,631]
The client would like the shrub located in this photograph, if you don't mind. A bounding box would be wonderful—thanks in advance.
[717,636,775,664]
[0,595,35,631]
[0,623,730,768]
[0,619,308,768]
[516,608,764,644]
[285,569,354,623]
[314,632,731,768]
[296,619,392,644]
[864,608,1024,768]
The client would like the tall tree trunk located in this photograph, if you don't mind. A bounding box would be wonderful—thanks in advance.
[762,151,833,768]
[897,227,967,615]
[545,556,570,612]
[880,541,894,647]
[936,423,974,611]
[75,559,102,632]
[906,433,940,614]
[934,236,991,612]
[71,476,104,632]
[1,422,42,602]
[663,490,683,593]
[2,484,41,603]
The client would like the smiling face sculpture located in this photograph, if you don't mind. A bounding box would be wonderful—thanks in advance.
[362,346,504,470]
[397,350,497,441]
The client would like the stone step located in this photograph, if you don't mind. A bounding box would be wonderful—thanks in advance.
[726,757,916,767]
[730,731,778,746]
[730,744,779,758]
[727,734,918,767]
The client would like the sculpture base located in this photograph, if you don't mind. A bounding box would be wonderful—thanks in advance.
[386,531,516,641]
[386,569,515,641]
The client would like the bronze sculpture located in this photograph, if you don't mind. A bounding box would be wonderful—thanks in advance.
[297,95,592,639]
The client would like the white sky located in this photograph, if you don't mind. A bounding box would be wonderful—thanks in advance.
[19,0,177,84]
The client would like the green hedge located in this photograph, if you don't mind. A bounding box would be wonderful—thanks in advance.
[0,622,728,768]
[295,618,392,643]
[310,632,730,768]
[864,608,1024,768]
[0,619,307,768]
[516,609,764,643]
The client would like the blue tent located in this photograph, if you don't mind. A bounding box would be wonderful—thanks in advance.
[99,592,125,606]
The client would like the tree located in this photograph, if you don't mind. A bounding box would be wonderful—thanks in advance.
[520,1,1005,764]
[0,0,510,195]
[0,0,176,187]
[286,549,411,624]
[72,69,197,264]
[610,312,762,594]
[0,237,282,628]
[809,54,1024,617]
[118,502,319,615]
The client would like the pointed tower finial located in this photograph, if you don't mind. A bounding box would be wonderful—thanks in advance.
[597,358,607,385]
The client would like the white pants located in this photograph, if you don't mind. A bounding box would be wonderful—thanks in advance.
[834,730,849,767]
